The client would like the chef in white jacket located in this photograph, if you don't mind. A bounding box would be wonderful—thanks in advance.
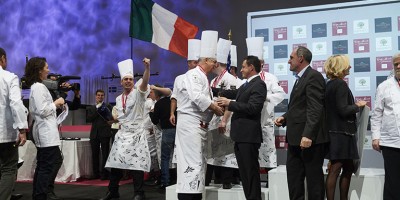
[175,30,224,200]
[246,37,285,169]
[170,39,201,127]
[0,47,28,200]
[371,53,400,200]
[206,40,241,189]
[102,58,150,200]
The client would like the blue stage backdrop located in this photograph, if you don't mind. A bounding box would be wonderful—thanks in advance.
[0,0,231,86]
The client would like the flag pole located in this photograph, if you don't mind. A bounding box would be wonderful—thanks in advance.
[131,37,133,60]
[227,29,232,72]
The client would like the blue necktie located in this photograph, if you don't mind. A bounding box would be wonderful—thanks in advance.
[294,75,300,86]
[243,81,248,88]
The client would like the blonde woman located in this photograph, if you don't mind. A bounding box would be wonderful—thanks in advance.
[324,55,366,200]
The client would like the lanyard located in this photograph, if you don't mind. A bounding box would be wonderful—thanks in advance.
[260,71,265,81]
[121,89,132,113]
[212,69,227,87]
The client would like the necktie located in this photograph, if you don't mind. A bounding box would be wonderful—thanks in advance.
[243,81,248,88]
[294,75,300,86]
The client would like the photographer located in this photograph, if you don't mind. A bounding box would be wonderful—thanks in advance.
[24,57,65,200]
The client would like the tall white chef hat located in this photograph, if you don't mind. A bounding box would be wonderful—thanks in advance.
[188,39,201,61]
[118,59,134,80]
[230,45,237,67]
[200,30,218,59]
[216,38,232,64]
[246,37,264,60]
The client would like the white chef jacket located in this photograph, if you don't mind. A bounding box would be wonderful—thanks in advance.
[29,82,60,147]
[0,67,28,143]
[371,78,400,148]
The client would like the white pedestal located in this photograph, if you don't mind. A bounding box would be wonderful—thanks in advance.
[268,165,385,200]
[166,184,269,200]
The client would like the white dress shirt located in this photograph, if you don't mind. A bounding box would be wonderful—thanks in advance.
[29,82,60,147]
[371,78,400,148]
[0,67,28,143]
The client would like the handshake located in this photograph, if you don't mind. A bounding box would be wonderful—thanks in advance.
[210,97,231,116]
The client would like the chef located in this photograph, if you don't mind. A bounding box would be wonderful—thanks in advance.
[175,30,224,200]
[101,58,151,200]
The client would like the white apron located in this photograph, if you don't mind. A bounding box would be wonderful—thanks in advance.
[258,101,277,168]
[207,114,238,168]
[105,88,151,172]
[206,70,240,168]
[258,72,285,168]
[175,114,208,193]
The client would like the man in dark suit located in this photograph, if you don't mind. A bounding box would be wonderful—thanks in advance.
[217,55,266,200]
[87,89,113,180]
[274,46,328,200]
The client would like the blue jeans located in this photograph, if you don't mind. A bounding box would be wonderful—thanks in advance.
[161,128,176,185]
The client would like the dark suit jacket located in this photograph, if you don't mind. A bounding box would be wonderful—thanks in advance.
[221,76,266,143]
[325,78,359,135]
[86,103,112,139]
[282,67,328,146]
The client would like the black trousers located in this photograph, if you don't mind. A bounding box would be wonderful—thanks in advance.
[108,168,144,195]
[0,142,18,200]
[381,146,400,200]
[47,148,63,194]
[32,146,63,200]
[90,137,111,177]
[286,143,327,200]
[234,142,261,200]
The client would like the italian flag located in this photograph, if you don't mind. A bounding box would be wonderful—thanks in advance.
[129,0,199,58]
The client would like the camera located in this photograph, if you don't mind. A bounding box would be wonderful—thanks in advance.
[43,73,81,92]
[21,73,81,99]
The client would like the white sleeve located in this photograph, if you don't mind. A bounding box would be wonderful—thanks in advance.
[185,72,212,112]
[171,76,180,100]
[9,75,28,129]
[267,75,285,106]
[31,84,57,118]
[371,83,384,140]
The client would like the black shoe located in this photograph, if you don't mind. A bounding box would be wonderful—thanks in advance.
[133,193,145,200]
[47,192,62,200]
[99,192,120,200]
[222,183,232,189]
[11,194,23,200]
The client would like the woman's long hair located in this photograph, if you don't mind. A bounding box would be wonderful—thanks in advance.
[24,57,47,87]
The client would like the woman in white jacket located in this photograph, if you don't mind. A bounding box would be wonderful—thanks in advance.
[24,57,64,200]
